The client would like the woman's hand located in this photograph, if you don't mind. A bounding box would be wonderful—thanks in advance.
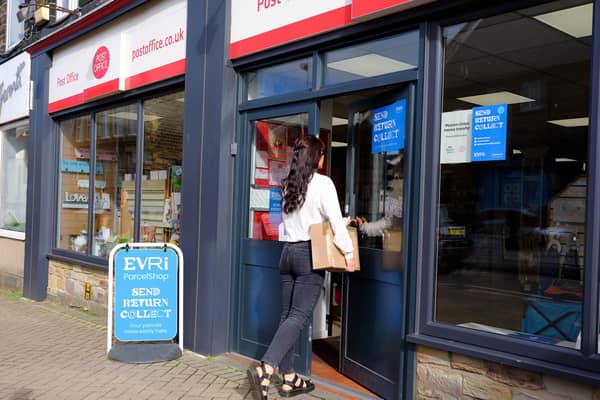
[352,217,368,229]
[345,257,356,272]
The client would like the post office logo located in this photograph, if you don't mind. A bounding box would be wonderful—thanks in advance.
[92,45,110,79]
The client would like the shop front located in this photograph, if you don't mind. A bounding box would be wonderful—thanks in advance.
[0,52,30,291]
[23,0,186,315]
[229,0,600,398]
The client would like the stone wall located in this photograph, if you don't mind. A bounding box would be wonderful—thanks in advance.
[47,260,108,317]
[0,237,25,291]
[0,0,6,50]
[415,346,600,400]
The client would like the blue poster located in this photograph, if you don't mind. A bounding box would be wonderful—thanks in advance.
[372,99,406,154]
[269,189,282,214]
[114,248,179,342]
[471,104,507,162]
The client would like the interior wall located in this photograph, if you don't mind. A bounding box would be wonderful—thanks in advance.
[0,237,25,290]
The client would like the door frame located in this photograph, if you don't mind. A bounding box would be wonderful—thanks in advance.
[338,83,416,400]
[230,102,319,375]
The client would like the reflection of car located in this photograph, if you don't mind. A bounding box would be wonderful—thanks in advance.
[465,208,539,271]
[437,206,473,272]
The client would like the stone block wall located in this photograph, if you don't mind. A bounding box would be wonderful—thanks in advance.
[0,0,6,50]
[415,346,600,400]
[0,237,25,291]
[47,260,108,317]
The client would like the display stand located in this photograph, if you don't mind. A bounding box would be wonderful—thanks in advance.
[107,242,183,363]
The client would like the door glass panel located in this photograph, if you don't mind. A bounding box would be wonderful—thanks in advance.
[353,103,405,258]
[245,58,313,101]
[248,113,308,241]
[436,0,591,348]
[58,115,92,253]
[324,31,419,86]
[90,104,137,258]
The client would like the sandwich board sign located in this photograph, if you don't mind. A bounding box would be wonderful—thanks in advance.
[107,242,183,363]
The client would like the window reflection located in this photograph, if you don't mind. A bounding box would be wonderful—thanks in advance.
[436,0,591,348]
[246,58,312,101]
[324,31,419,86]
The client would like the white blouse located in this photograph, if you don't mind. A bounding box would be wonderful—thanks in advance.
[282,173,354,258]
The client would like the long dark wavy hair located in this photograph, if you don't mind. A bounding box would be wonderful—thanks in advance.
[282,135,324,214]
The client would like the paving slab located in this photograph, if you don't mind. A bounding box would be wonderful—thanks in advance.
[0,289,353,400]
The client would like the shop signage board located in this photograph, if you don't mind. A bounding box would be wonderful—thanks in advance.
[371,99,406,154]
[229,0,436,58]
[49,0,186,113]
[107,243,184,362]
[471,104,508,162]
[440,110,472,164]
[0,52,31,124]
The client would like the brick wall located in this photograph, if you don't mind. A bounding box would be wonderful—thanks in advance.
[47,260,108,317]
[0,0,6,51]
[415,346,600,400]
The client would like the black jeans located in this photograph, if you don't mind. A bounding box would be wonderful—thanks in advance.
[262,241,324,374]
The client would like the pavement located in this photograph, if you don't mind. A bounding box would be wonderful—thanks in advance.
[0,289,352,400]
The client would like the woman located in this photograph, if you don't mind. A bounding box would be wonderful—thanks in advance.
[247,135,355,400]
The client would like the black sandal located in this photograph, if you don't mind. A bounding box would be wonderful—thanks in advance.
[247,362,273,400]
[278,373,315,398]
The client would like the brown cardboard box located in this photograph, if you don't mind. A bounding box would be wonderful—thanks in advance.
[310,222,361,271]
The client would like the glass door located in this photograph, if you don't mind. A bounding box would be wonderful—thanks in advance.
[341,85,414,400]
[235,103,317,375]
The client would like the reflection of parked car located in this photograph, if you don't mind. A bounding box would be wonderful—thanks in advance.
[437,206,473,273]
[465,208,539,271]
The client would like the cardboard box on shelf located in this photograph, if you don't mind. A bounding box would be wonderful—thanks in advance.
[310,222,360,271]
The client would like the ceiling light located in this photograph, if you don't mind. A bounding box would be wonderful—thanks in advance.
[109,111,162,121]
[331,141,348,147]
[534,4,593,38]
[547,117,589,127]
[555,158,577,162]
[513,149,522,155]
[332,117,348,126]
[457,91,535,106]
[327,54,416,77]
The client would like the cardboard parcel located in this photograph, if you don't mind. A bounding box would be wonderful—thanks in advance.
[310,222,361,271]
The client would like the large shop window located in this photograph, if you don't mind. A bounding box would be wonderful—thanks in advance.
[57,91,184,258]
[0,123,28,238]
[436,0,592,348]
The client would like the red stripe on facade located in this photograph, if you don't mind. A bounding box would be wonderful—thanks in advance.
[83,79,120,101]
[48,92,85,113]
[123,59,186,90]
[26,0,138,55]
[229,5,353,59]
[351,0,414,19]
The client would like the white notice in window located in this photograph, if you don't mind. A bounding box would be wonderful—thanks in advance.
[440,110,472,164]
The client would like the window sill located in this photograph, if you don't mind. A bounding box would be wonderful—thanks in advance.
[48,250,108,271]
[0,229,25,241]
[406,333,600,387]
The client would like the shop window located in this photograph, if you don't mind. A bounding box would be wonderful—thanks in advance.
[248,114,307,241]
[90,104,137,258]
[324,31,419,86]
[139,92,184,245]
[58,115,93,253]
[57,91,184,258]
[6,0,25,50]
[0,123,28,238]
[436,0,591,348]
[245,58,313,101]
